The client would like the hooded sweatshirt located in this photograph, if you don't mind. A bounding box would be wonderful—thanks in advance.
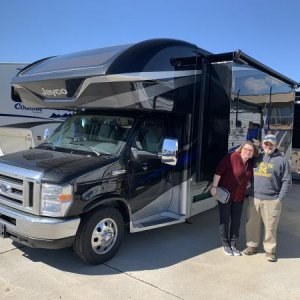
[253,149,291,201]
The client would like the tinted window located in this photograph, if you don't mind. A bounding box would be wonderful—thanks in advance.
[134,119,165,153]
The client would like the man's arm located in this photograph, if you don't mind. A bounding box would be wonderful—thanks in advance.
[278,158,292,200]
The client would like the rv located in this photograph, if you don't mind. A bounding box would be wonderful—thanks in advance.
[0,39,297,264]
[0,63,70,155]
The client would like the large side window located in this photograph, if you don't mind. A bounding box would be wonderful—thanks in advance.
[230,63,294,155]
[134,118,165,154]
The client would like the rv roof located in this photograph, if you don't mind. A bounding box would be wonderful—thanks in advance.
[22,44,132,76]
[14,39,200,83]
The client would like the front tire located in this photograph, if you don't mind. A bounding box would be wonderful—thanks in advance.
[73,207,124,264]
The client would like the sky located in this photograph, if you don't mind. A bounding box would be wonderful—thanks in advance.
[1,0,300,86]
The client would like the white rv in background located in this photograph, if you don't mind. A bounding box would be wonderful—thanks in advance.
[0,63,70,155]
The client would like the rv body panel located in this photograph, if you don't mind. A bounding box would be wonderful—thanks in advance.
[12,39,204,111]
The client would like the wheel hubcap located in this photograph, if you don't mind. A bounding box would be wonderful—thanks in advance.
[91,218,118,254]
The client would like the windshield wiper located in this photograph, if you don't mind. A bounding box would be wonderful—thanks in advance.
[87,146,101,156]
[39,142,56,150]
[70,142,101,156]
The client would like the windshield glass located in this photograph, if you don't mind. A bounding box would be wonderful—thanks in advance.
[42,114,134,156]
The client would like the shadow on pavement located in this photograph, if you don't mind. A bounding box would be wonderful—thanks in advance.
[15,183,300,274]
[15,207,221,274]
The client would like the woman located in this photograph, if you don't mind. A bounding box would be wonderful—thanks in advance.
[210,141,257,256]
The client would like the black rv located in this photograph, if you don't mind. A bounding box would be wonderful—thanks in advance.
[0,39,297,264]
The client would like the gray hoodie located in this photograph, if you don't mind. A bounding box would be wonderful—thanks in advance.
[253,149,291,201]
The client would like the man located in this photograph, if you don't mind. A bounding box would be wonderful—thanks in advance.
[243,134,291,262]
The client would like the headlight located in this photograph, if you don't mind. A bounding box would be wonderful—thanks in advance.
[41,184,73,217]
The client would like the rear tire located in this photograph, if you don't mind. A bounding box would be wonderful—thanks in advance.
[73,207,124,264]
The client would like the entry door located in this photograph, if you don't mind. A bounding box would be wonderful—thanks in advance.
[127,117,172,215]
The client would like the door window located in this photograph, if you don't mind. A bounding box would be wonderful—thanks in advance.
[134,119,165,153]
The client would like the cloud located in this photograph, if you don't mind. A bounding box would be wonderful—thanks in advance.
[243,77,270,92]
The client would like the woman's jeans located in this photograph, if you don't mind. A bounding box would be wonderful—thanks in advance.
[218,200,244,247]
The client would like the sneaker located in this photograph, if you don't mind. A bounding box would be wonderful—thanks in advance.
[223,246,233,256]
[266,252,277,262]
[231,246,242,256]
[243,246,257,256]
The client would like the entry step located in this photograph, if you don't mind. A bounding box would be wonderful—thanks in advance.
[131,211,185,232]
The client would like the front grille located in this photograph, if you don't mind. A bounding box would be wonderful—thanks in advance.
[1,194,22,204]
[0,174,23,185]
[0,174,25,204]
[0,163,42,215]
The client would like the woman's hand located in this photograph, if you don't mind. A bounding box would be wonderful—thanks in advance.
[210,186,217,196]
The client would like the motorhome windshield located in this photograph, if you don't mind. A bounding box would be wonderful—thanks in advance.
[40,114,134,156]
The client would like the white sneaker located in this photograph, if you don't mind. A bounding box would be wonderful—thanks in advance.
[231,246,242,256]
[223,246,233,256]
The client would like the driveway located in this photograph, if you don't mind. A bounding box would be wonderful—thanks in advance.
[1,183,300,299]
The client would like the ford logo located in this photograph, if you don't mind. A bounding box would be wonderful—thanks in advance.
[0,183,11,193]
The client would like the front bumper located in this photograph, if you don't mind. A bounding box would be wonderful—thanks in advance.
[0,203,80,249]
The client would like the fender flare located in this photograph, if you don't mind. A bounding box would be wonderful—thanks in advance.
[81,196,131,224]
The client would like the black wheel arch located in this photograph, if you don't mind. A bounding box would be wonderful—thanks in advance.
[81,196,131,225]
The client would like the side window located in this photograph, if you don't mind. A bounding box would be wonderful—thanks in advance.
[134,119,165,153]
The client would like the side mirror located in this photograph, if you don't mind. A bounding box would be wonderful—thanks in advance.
[43,128,52,140]
[159,138,178,166]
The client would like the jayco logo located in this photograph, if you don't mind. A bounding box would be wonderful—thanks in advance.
[41,88,67,97]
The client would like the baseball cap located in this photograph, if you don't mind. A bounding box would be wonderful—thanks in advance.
[263,134,277,145]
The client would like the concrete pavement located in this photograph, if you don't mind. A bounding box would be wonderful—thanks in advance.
[1,183,300,299]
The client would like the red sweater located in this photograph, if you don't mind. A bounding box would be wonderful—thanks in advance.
[215,152,253,202]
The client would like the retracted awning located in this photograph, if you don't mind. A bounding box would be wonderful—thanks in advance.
[208,50,299,88]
